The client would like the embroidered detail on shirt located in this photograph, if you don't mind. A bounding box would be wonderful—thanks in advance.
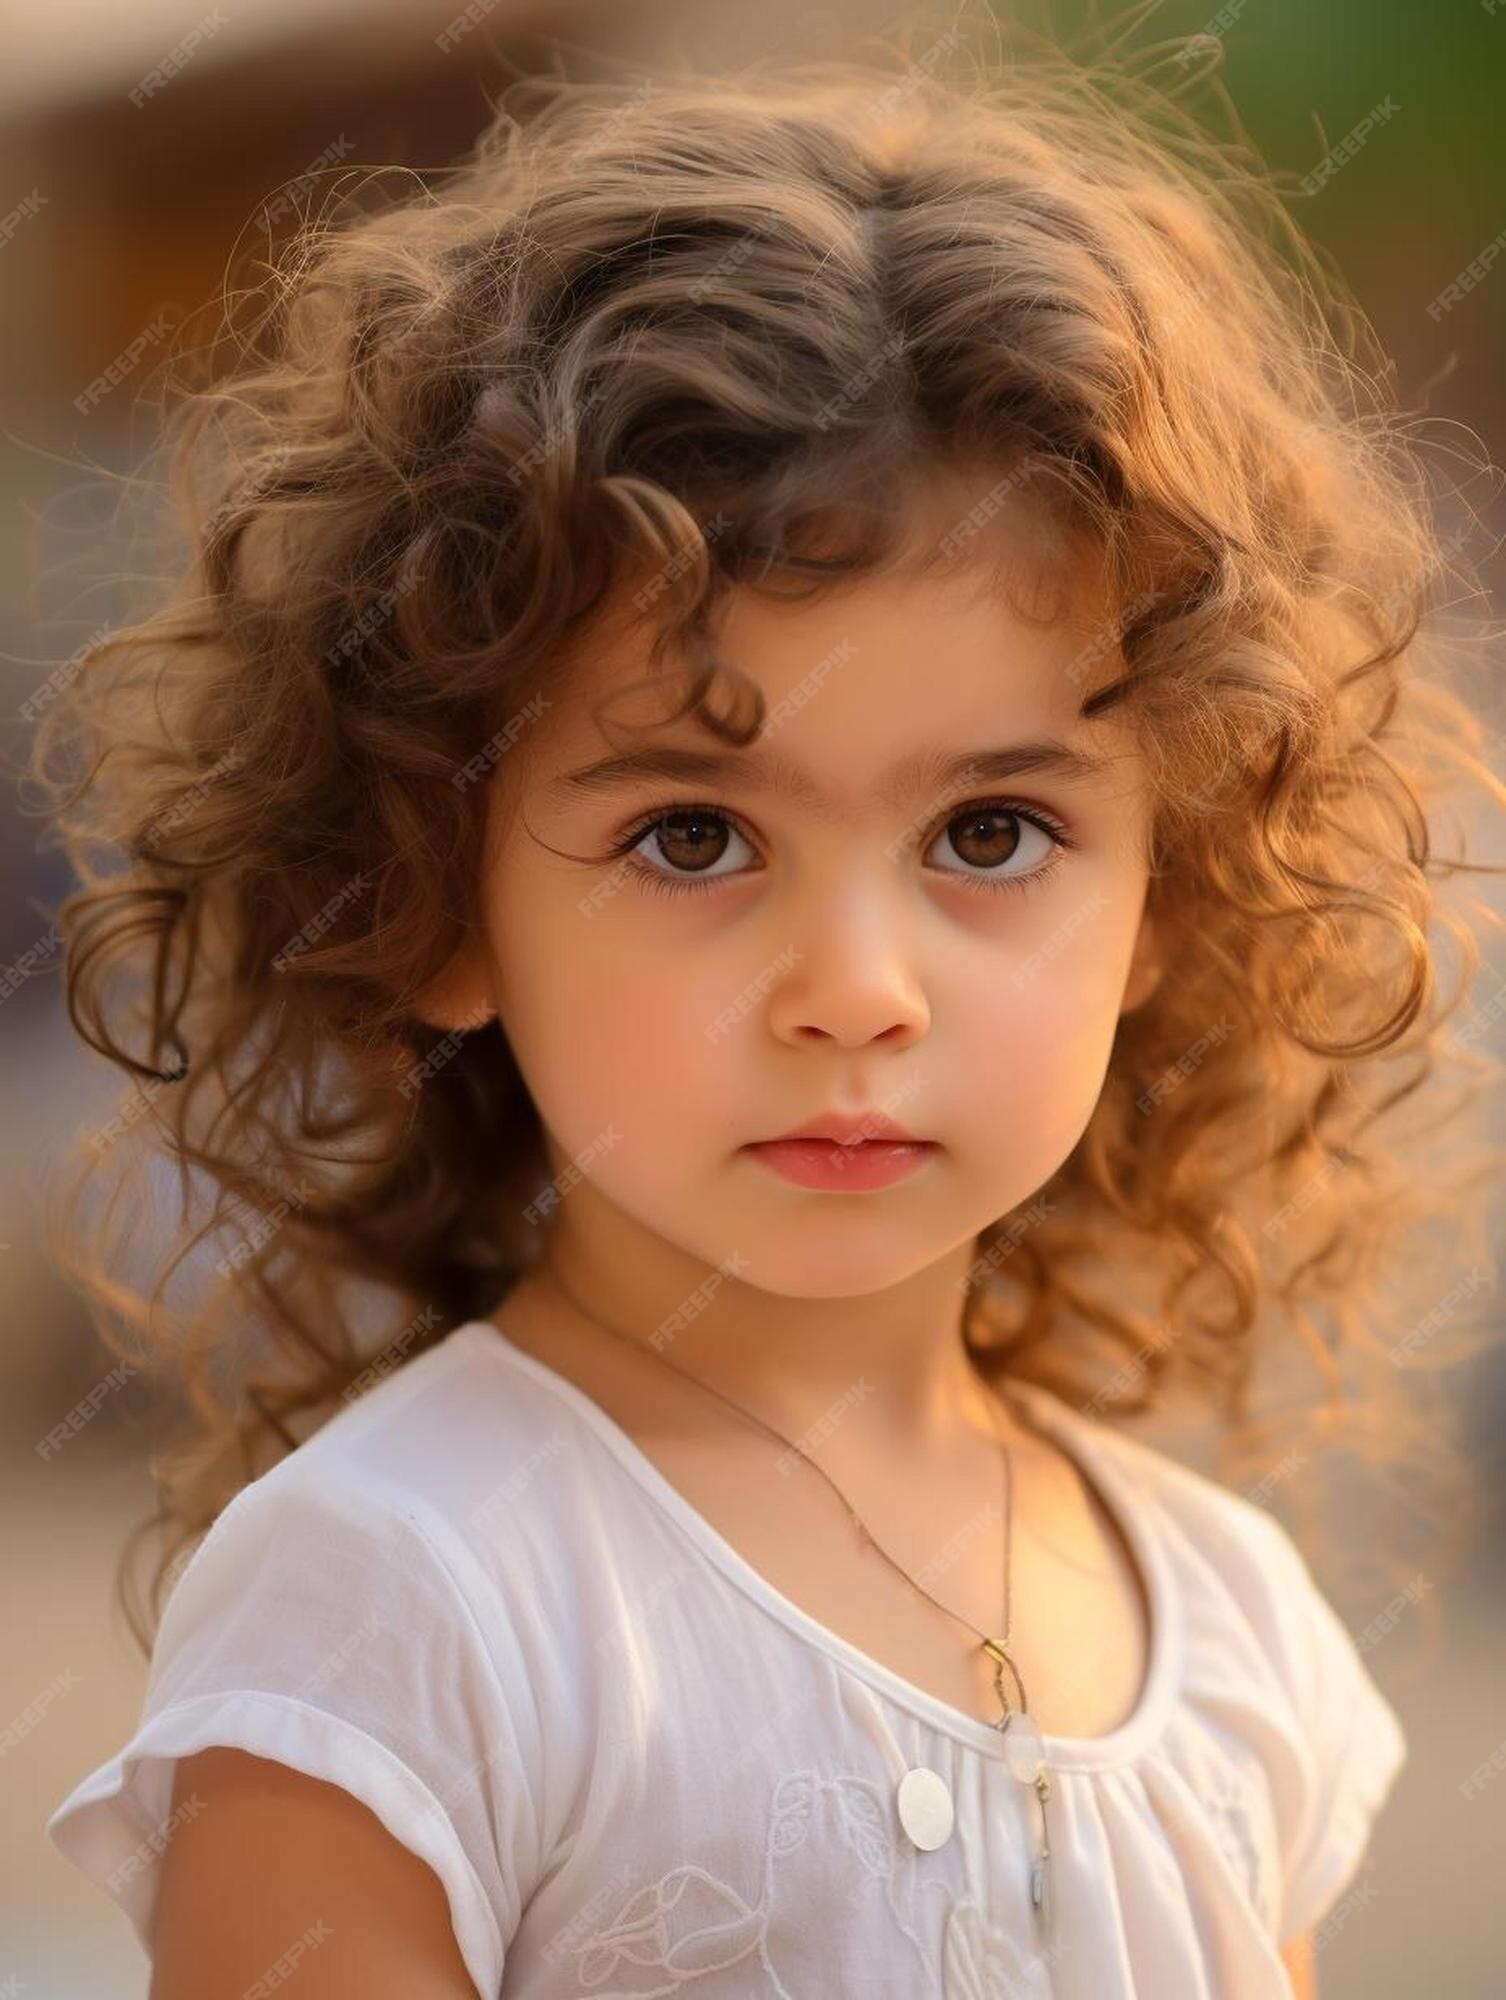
[1199,1755,1280,1929]
[936,1893,1058,1999]
[566,1766,1033,1997]
[573,1864,766,1991]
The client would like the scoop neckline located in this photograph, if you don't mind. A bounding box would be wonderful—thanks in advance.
[453,1317,1184,1773]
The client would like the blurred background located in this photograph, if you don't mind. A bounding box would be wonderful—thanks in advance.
[2,1,1502,1994]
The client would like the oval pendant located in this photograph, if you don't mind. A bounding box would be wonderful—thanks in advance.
[1001,1707,1046,1785]
[895,1766,955,1850]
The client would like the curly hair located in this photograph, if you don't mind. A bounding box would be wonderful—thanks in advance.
[26,10,1504,1655]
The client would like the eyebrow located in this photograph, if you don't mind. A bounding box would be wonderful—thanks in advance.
[544,738,1115,821]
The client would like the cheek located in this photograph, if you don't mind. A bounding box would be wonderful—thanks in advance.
[948,919,1136,1159]
[491,890,739,1156]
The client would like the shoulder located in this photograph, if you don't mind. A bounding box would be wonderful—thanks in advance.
[45,1325,581,1997]
[1037,1389,1408,1944]
[1014,1379,1307,1591]
[271,1317,579,1528]
[211,1318,610,1602]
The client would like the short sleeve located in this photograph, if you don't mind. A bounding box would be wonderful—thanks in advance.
[1257,1519,1409,1945]
[45,1462,542,1998]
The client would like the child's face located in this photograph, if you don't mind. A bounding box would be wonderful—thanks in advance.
[427,471,1163,1298]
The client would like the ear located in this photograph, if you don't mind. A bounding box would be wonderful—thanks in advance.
[409,934,495,1033]
[1119,908,1165,1017]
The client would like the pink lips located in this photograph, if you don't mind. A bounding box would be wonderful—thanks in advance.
[742,1110,939,1191]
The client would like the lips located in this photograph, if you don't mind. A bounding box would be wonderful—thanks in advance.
[757,1110,927,1146]
[742,1133,939,1191]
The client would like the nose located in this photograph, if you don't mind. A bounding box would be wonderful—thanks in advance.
[763,883,931,1051]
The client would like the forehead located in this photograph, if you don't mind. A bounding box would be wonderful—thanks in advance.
[513,463,1138,800]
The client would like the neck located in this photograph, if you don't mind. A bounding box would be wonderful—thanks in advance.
[510,1206,1002,1459]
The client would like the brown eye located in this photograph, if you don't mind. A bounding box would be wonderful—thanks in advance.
[653,812,730,871]
[946,809,1024,868]
[923,805,1064,888]
[630,808,757,881]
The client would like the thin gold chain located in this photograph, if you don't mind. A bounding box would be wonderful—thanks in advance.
[538,1270,1037,1700]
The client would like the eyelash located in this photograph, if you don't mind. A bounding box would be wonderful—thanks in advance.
[604,797,1077,901]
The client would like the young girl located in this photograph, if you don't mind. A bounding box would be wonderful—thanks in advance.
[38,21,1500,2000]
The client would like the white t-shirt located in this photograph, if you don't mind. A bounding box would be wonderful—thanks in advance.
[47,1318,1406,1998]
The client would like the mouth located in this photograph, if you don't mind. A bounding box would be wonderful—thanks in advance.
[740,1136,940,1192]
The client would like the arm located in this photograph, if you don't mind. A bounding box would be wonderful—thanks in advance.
[1281,1928,1316,1998]
[150,1747,479,1999]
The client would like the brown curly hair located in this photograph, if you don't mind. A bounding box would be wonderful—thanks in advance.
[25,11,1504,1657]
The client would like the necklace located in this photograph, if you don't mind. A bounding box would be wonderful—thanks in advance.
[546,1283,1056,1930]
